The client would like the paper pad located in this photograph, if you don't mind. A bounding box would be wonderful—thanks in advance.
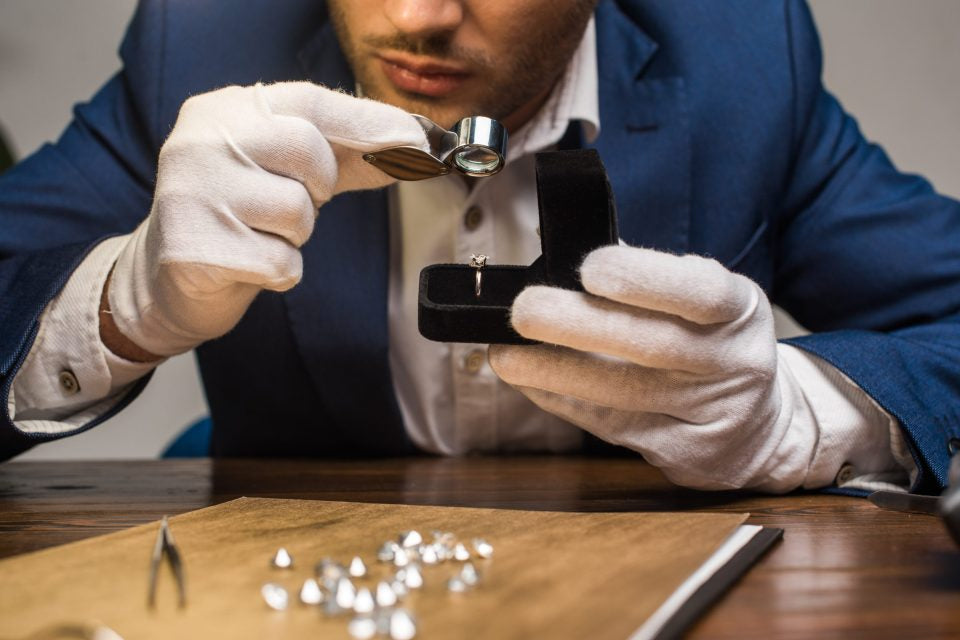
[0,497,748,639]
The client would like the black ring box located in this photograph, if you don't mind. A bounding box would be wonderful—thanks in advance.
[418,149,619,345]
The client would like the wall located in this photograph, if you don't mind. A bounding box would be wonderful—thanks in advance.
[1,1,958,458]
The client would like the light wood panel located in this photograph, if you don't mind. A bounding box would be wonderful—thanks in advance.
[0,496,746,640]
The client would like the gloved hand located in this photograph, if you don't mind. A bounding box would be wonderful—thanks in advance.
[489,245,839,492]
[108,82,427,357]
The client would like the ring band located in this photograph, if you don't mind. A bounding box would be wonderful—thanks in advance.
[469,254,488,298]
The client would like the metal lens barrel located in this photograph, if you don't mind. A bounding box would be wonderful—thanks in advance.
[450,116,508,177]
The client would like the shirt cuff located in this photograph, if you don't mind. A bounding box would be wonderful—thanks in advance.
[8,235,160,434]
[778,343,918,493]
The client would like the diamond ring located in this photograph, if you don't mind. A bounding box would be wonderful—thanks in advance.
[469,254,488,298]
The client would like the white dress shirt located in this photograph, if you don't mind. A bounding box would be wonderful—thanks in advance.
[6,19,916,491]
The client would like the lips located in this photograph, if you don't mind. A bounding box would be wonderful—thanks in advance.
[378,53,471,98]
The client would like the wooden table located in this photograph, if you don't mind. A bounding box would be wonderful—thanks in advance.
[1,457,957,638]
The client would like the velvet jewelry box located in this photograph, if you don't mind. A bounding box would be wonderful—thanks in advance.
[417,148,619,345]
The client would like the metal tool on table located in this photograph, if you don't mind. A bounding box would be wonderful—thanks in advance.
[147,516,186,608]
[363,114,508,181]
[869,445,960,547]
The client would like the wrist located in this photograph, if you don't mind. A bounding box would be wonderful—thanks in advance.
[98,267,163,363]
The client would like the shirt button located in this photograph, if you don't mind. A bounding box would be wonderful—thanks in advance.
[463,349,486,374]
[464,206,484,232]
[58,370,80,395]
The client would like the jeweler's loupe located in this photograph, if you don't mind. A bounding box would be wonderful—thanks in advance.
[363,115,508,181]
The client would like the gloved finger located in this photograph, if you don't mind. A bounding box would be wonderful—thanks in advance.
[226,169,317,248]
[159,220,304,292]
[489,343,708,416]
[257,82,428,151]
[510,383,665,456]
[510,286,738,374]
[233,111,339,208]
[512,385,754,490]
[580,245,758,325]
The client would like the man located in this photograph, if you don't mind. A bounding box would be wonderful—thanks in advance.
[1,0,958,494]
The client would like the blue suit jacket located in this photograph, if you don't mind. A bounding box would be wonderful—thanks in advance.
[2,0,959,492]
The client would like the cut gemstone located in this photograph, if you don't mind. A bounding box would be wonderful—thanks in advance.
[335,576,357,609]
[419,545,439,565]
[391,579,408,599]
[460,563,479,586]
[399,530,423,548]
[299,578,324,605]
[403,564,424,589]
[389,608,417,640]
[261,583,289,611]
[317,558,346,590]
[378,541,400,562]
[271,547,293,569]
[349,556,368,578]
[469,254,488,269]
[353,587,375,614]
[453,543,471,562]
[348,615,378,640]
[376,580,398,607]
[473,538,494,559]
[393,548,410,567]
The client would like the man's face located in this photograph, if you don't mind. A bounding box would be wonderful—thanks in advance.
[328,0,597,131]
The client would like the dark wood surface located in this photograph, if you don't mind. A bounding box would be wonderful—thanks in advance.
[1,457,957,638]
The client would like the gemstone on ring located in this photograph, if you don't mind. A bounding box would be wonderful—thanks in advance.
[470,254,488,297]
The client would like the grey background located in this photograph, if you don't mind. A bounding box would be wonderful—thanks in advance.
[1,1,958,459]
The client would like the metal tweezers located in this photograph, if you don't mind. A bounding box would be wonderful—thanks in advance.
[147,516,186,608]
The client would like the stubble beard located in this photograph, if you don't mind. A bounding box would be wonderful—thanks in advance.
[327,1,597,129]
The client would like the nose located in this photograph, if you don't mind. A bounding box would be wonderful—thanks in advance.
[383,0,464,36]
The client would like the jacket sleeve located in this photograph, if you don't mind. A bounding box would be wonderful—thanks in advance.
[0,0,164,459]
[773,0,960,493]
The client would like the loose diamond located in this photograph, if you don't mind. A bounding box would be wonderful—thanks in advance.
[393,548,410,567]
[473,538,494,559]
[261,583,289,611]
[402,564,423,590]
[348,615,378,640]
[349,556,368,578]
[376,581,398,607]
[353,587,375,614]
[460,563,479,586]
[433,531,456,546]
[335,576,357,609]
[299,578,324,605]
[317,558,346,590]
[271,547,293,569]
[419,545,439,565]
[399,530,423,548]
[378,541,401,562]
[391,579,408,598]
[453,543,470,561]
[447,576,468,593]
[389,608,417,640]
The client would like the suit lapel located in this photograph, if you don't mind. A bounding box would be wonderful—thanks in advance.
[592,0,691,254]
[284,22,413,453]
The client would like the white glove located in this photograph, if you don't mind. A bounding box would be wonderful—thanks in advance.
[109,82,427,356]
[489,245,894,493]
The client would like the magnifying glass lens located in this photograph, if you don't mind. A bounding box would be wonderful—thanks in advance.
[453,145,502,175]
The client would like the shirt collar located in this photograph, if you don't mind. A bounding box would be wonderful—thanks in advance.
[506,15,600,163]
